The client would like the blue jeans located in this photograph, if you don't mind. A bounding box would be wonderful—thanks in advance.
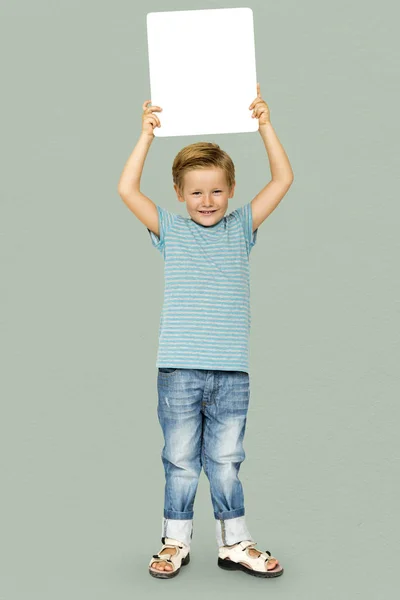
[157,368,255,548]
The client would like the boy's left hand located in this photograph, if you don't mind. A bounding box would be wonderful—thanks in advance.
[249,82,270,127]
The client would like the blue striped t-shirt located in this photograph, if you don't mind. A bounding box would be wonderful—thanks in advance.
[147,201,258,373]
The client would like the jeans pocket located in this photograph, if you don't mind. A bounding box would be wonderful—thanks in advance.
[158,367,179,375]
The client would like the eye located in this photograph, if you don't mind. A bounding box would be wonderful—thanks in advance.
[192,190,222,195]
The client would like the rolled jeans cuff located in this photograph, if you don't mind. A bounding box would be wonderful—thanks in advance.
[162,517,193,548]
[215,515,255,548]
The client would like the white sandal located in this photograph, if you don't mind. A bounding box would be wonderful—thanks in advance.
[218,540,284,578]
[149,537,191,579]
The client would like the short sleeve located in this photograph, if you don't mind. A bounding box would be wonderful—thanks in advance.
[147,205,179,257]
[229,201,258,255]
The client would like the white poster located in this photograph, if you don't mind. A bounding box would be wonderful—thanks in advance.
[146,7,259,137]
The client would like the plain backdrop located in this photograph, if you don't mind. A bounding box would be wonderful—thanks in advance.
[1,1,399,599]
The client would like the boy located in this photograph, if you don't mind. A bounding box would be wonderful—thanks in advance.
[117,83,294,579]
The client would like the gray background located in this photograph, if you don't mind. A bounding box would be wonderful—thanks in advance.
[1,0,399,598]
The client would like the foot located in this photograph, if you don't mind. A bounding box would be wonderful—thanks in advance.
[247,546,279,571]
[224,542,279,571]
[151,546,177,571]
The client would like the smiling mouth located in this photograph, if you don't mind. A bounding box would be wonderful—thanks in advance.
[199,210,217,214]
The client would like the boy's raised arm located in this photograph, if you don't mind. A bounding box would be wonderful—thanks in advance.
[117,101,163,236]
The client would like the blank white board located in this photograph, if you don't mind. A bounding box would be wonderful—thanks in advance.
[146,7,259,137]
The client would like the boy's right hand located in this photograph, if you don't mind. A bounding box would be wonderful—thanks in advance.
[142,100,163,136]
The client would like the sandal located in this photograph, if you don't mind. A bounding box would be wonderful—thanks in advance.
[218,540,284,578]
[148,537,191,579]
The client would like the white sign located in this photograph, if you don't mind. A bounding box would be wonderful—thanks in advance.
[146,7,259,137]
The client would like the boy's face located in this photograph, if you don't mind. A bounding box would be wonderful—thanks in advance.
[174,168,235,226]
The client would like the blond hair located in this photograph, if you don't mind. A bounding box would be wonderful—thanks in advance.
[172,142,235,195]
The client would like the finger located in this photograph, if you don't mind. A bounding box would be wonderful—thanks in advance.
[150,115,161,127]
[143,100,151,110]
[249,98,262,109]
[253,105,267,117]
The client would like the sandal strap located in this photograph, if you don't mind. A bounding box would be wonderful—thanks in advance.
[163,537,186,548]
[149,537,190,571]
[243,542,276,562]
[152,554,174,562]
[236,540,258,550]
[236,541,276,560]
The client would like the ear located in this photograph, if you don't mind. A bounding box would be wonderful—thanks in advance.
[174,184,185,203]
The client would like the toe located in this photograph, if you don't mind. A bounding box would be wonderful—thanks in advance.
[153,561,172,571]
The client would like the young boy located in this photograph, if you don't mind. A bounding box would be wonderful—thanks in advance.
[117,84,294,579]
